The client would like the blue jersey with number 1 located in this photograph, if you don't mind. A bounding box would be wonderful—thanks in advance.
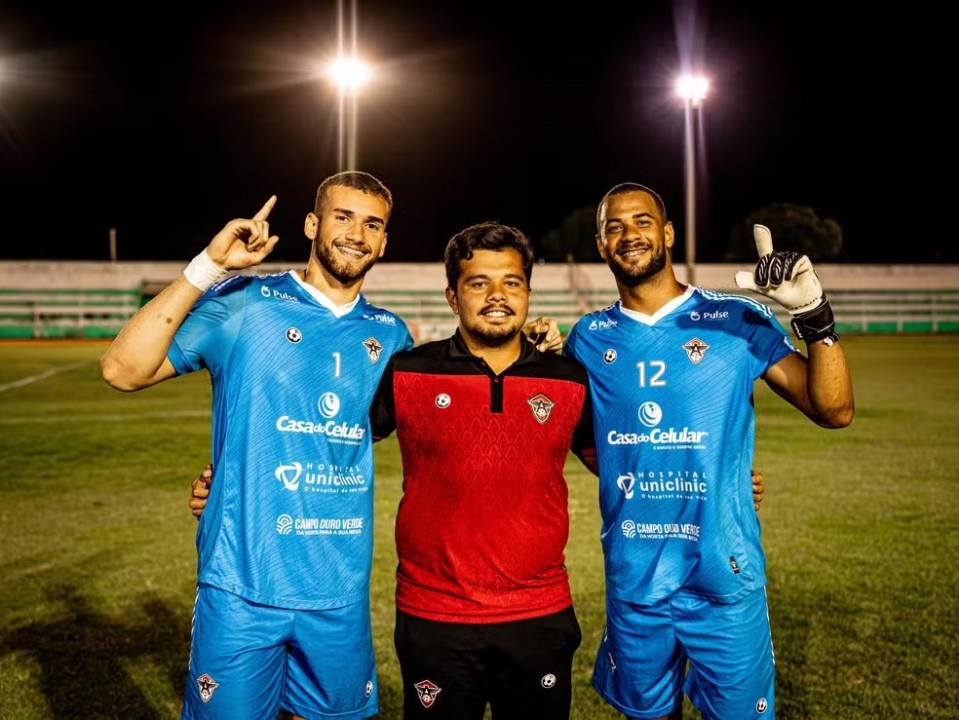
[565,286,796,605]
[168,270,413,610]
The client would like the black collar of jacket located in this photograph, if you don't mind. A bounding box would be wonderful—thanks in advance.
[447,328,538,368]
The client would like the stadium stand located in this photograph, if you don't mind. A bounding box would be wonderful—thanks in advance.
[0,287,143,339]
[1,262,958,340]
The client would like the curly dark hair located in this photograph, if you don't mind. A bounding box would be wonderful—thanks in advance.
[444,221,535,289]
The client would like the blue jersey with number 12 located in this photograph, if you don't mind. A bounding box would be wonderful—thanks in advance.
[565,286,796,605]
[168,270,413,610]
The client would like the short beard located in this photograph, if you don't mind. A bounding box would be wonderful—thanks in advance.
[608,245,667,288]
[313,242,378,284]
[468,324,521,348]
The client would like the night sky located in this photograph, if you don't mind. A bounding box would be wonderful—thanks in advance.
[0,1,947,264]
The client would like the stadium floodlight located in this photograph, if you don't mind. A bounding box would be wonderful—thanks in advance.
[675,73,709,286]
[327,56,372,95]
[322,54,373,172]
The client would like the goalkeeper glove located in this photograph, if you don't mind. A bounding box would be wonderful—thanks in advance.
[734,224,839,346]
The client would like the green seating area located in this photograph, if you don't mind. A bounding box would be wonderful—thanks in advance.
[2,286,958,340]
[0,288,143,339]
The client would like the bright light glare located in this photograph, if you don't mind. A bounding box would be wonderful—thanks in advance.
[675,75,709,105]
[327,57,372,94]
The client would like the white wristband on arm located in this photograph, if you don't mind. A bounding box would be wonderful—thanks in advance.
[182,249,229,291]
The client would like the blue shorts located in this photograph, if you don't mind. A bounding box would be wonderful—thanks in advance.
[592,589,775,720]
[181,584,378,720]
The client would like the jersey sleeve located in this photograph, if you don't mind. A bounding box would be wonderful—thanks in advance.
[746,305,798,375]
[369,355,398,441]
[562,322,582,363]
[167,279,248,376]
[570,372,596,464]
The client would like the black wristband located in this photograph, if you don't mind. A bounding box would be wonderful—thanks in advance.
[790,299,839,345]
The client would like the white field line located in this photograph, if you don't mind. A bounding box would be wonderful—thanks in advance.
[0,360,93,394]
[0,360,210,422]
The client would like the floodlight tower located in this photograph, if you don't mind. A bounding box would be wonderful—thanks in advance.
[328,55,372,171]
[675,74,709,286]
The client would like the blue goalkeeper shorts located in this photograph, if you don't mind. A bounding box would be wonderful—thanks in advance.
[181,583,378,720]
[592,588,775,719]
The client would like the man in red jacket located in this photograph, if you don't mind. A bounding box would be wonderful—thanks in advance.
[368,221,597,719]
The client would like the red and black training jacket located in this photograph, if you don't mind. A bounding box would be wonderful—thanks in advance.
[371,330,596,623]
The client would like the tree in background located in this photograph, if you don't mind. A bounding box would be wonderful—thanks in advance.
[725,203,845,262]
[538,206,597,262]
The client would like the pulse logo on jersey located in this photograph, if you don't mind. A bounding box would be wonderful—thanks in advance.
[527,393,555,424]
[588,318,618,330]
[689,310,729,321]
[682,337,710,364]
[260,285,300,302]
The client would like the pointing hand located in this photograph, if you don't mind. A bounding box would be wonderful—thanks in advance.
[734,224,824,315]
[206,195,281,271]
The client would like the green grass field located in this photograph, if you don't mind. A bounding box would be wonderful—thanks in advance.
[1,336,957,719]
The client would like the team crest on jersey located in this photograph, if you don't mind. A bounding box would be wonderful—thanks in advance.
[682,337,710,364]
[414,679,442,708]
[363,337,383,362]
[196,673,219,703]
[527,393,555,424]
[286,327,302,343]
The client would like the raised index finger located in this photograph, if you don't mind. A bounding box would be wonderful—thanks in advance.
[752,224,774,258]
[253,195,277,221]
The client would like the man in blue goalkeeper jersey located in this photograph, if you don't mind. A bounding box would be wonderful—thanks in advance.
[564,182,854,720]
[100,171,416,720]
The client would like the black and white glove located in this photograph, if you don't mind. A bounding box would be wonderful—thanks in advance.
[734,224,839,345]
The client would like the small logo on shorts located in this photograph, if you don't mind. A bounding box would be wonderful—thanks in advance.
[365,680,374,697]
[414,679,442,708]
[757,696,769,713]
[541,674,557,689]
[196,673,219,703]
[435,393,451,409]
